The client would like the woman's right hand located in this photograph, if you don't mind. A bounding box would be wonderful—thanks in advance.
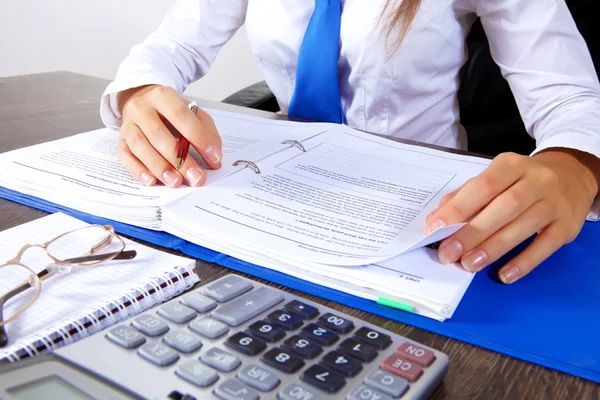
[116,84,222,188]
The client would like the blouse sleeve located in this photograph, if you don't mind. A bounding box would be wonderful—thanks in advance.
[471,0,600,160]
[100,0,248,129]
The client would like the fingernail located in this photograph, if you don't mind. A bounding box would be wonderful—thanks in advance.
[500,265,520,284]
[140,171,154,186]
[162,170,182,187]
[185,167,204,186]
[204,145,222,164]
[461,249,488,272]
[425,212,437,225]
[438,240,463,264]
[426,219,446,234]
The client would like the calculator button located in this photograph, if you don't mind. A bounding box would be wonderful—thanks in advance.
[267,310,303,330]
[211,287,284,327]
[282,335,323,359]
[138,341,179,366]
[201,347,241,372]
[226,332,267,356]
[301,364,346,393]
[176,359,219,388]
[163,329,203,353]
[214,378,259,400]
[158,303,197,324]
[167,390,195,400]
[338,338,378,362]
[132,314,169,337]
[395,341,436,366]
[300,323,339,346]
[202,275,253,302]
[189,317,229,339]
[180,292,217,313]
[347,385,393,400]
[237,364,281,392]
[381,355,423,382]
[354,327,392,350]
[261,348,305,373]
[278,383,322,400]
[247,320,286,343]
[321,350,363,377]
[106,325,146,349]
[365,370,409,397]
[284,300,319,319]
[318,312,354,334]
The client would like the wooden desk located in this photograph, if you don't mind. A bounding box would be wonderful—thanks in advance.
[0,71,597,399]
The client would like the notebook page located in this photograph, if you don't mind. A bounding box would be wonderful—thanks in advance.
[0,212,198,361]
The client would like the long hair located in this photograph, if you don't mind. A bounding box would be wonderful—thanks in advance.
[379,0,424,52]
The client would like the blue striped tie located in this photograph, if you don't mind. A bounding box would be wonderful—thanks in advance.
[288,0,345,124]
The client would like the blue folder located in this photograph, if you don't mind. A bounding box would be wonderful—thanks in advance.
[1,186,599,384]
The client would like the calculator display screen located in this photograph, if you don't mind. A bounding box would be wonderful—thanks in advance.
[8,375,95,400]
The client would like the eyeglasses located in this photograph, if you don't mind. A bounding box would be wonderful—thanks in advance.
[0,224,137,348]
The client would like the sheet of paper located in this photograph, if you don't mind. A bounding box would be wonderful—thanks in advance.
[0,108,330,230]
[161,211,473,320]
[164,125,491,266]
[0,110,328,207]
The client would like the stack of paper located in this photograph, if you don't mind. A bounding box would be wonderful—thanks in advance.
[159,125,491,320]
[0,110,329,229]
[0,108,493,321]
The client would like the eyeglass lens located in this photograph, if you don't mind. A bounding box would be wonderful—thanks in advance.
[0,264,41,326]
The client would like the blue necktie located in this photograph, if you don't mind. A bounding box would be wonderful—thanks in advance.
[288,0,345,124]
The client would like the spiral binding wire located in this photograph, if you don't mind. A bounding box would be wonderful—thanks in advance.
[56,326,73,346]
[1,264,198,363]
[71,318,87,340]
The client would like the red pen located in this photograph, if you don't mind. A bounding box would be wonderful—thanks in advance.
[175,101,198,170]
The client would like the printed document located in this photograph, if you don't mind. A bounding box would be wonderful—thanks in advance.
[163,125,490,265]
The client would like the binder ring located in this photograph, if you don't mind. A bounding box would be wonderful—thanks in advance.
[281,139,306,152]
[232,160,261,174]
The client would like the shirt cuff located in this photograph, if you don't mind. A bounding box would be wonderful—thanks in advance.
[100,74,181,130]
[531,132,600,221]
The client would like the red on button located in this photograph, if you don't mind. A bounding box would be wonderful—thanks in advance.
[381,355,423,382]
[395,342,436,366]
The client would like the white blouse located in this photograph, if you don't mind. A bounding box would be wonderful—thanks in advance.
[100,0,600,159]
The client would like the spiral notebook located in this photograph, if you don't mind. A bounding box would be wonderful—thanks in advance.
[0,212,198,362]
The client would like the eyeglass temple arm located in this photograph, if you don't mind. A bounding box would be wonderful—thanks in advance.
[63,250,137,264]
[0,276,35,348]
[90,233,113,254]
[0,299,7,347]
[0,250,137,302]
[0,250,136,347]
[0,250,137,314]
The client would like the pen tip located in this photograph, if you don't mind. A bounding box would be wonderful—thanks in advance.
[175,158,183,170]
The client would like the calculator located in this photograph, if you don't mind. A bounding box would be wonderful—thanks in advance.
[0,275,449,400]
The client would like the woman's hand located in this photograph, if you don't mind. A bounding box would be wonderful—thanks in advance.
[425,149,599,284]
[116,85,222,188]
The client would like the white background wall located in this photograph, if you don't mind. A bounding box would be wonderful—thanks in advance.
[0,1,264,101]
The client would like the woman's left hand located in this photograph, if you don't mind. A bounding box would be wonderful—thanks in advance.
[425,148,599,284]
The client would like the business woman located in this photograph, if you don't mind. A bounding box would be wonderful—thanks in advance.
[101,0,600,284]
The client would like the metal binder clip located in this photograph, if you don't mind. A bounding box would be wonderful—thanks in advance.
[232,160,261,174]
[281,139,306,152]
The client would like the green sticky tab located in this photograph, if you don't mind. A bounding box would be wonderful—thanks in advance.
[377,297,414,312]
